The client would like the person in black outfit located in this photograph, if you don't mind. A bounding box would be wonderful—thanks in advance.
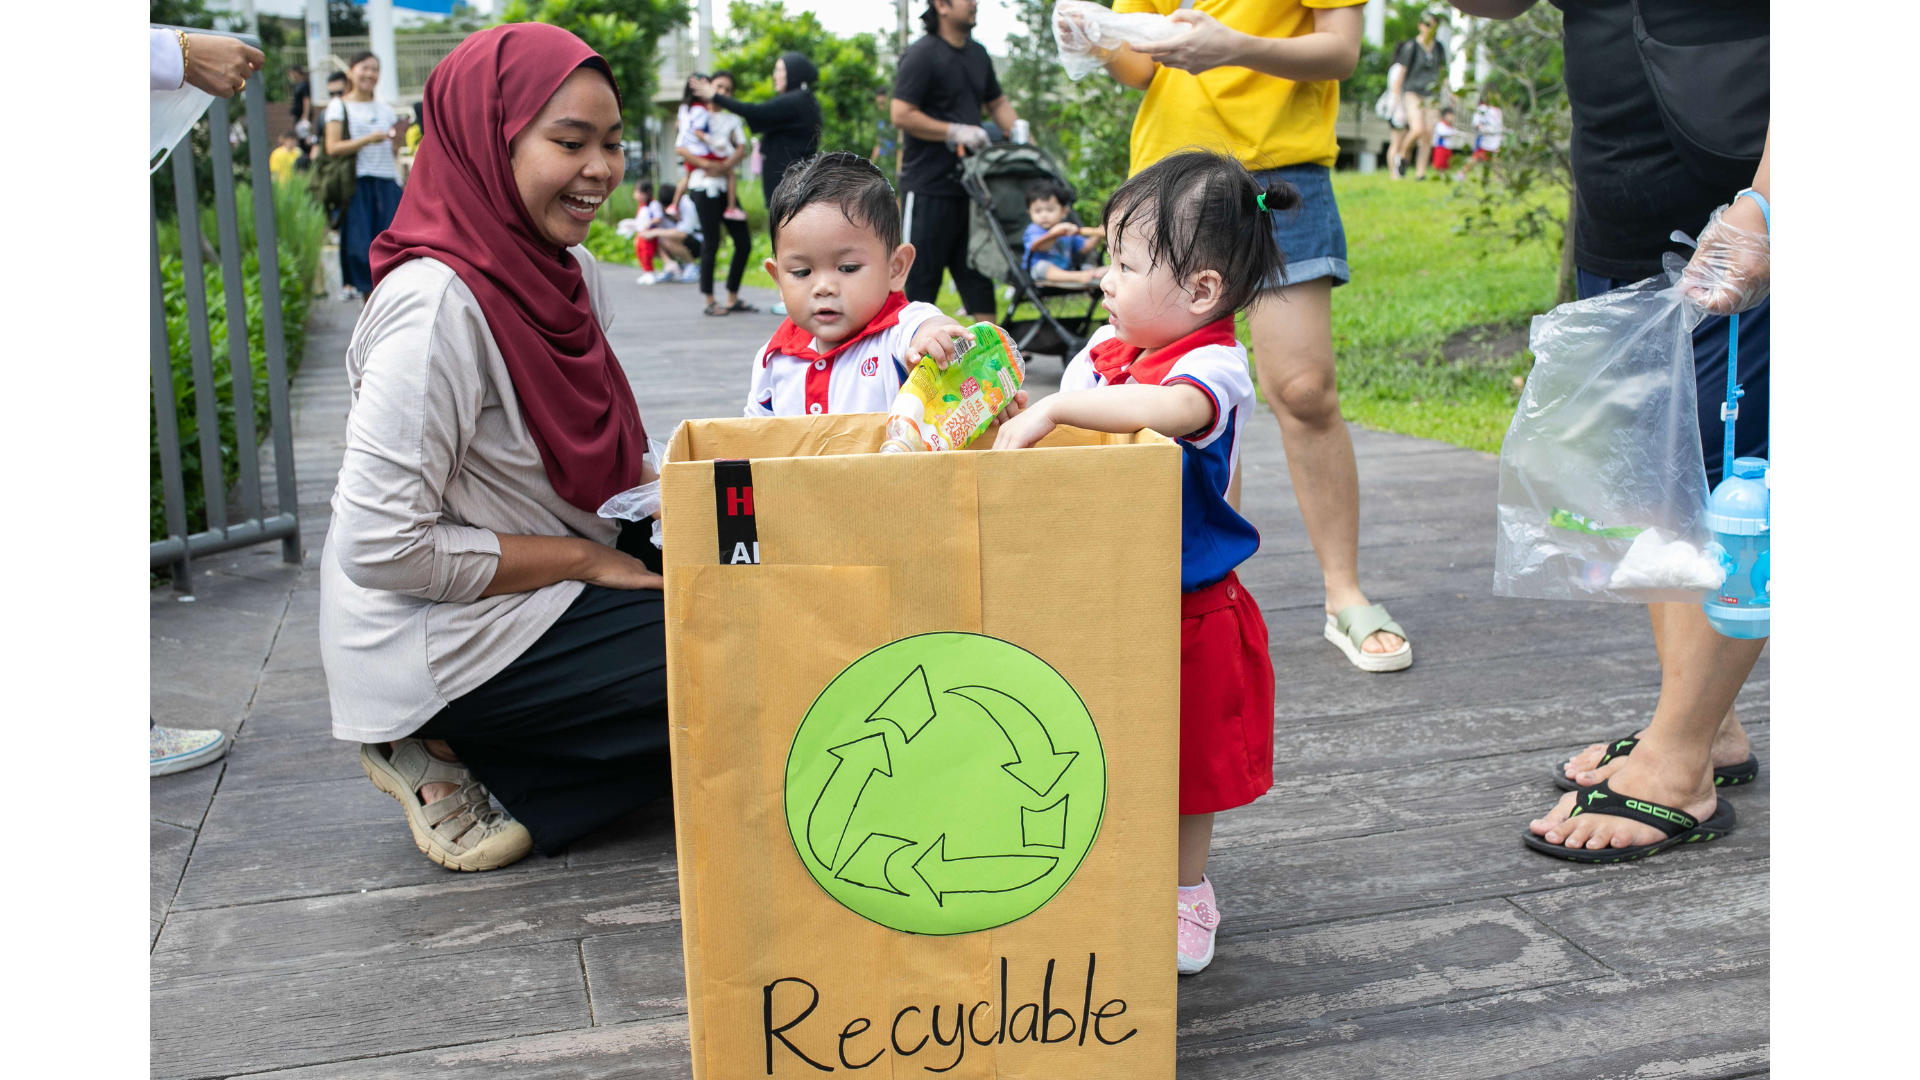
[1453,1,1770,864]
[288,64,313,149]
[891,0,1021,321]
[692,53,824,205]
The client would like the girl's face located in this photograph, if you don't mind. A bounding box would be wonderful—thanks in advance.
[351,58,379,95]
[713,75,734,97]
[509,67,626,249]
[773,59,788,93]
[1100,215,1225,350]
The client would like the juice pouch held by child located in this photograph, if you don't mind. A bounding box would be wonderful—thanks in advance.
[880,322,1025,453]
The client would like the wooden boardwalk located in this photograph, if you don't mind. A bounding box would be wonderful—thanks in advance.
[151,271,1769,1078]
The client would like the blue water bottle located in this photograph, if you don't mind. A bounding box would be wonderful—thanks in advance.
[1702,301,1769,639]
[1704,456,1769,638]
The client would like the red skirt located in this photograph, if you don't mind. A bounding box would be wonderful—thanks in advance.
[1179,570,1275,815]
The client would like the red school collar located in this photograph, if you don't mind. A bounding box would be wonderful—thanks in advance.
[1088,317,1238,387]
[763,291,911,365]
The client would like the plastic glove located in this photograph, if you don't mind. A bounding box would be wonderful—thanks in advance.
[944,123,989,154]
[1678,203,1769,315]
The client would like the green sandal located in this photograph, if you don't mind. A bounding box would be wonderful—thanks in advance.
[1523,778,1736,864]
[1324,604,1412,672]
[1552,736,1761,792]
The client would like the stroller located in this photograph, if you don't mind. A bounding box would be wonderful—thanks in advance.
[960,143,1107,360]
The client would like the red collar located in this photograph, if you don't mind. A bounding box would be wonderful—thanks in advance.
[1088,318,1239,387]
[763,292,911,365]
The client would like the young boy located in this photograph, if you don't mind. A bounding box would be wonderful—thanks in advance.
[268,130,302,185]
[1022,179,1107,287]
[1431,106,1461,173]
[746,153,986,418]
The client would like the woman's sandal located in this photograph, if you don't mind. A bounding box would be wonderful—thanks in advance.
[1521,778,1737,864]
[703,301,730,316]
[1324,604,1412,672]
[727,299,759,313]
[1552,736,1761,792]
[360,740,532,872]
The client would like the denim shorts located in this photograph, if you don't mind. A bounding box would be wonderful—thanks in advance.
[1253,163,1350,291]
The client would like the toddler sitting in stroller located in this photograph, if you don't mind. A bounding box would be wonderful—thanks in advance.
[1022,179,1107,287]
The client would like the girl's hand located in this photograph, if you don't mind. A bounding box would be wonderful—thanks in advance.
[1133,9,1245,75]
[993,399,1056,450]
[579,543,663,591]
[908,320,969,369]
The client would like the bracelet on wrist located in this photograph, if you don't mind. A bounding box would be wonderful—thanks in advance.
[176,29,190,90]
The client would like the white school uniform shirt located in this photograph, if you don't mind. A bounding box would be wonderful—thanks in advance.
[746,298,947,417]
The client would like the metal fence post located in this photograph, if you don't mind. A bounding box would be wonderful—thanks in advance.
[151,214,193,593]
[170,135,228,545]
[207,96,265,530]
[243,76,302,566]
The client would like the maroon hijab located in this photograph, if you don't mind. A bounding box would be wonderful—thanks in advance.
[371,23,644,512]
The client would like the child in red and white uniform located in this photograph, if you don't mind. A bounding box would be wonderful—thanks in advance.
[747,153,1021,419]
[996,150,1295,976]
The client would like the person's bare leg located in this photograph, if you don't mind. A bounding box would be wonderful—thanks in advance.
[1404,93,1431,179]
[1178,813,1215,887]
[1248,281,1404,655]
[1560,604,1755,780]
[1532,602,1766,849]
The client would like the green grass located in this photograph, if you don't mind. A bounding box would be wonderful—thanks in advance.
[1315,171,1560,452]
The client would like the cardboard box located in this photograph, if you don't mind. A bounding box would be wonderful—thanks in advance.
[661,413,1182,1078]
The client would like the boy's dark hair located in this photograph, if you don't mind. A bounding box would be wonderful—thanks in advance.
[326,70,348,85]
[1024,179,1072,209]
[767,152,901,254]
[654,182,677,205]
[1101,150,1298,318]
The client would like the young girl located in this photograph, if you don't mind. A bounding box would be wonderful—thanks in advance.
[995,151,1295,975]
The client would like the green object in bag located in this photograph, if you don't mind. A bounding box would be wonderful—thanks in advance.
[1548,507,1646,539]
[309,141,357,220]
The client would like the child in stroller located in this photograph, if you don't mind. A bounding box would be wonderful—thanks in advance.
[1022,179,1108,287]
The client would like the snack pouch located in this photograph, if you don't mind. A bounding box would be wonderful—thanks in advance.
[881,322,1025,452]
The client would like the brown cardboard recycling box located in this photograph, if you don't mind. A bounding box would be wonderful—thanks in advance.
[660,413,1182,1078]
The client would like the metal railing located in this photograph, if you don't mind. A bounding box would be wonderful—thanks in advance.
[152,29,299,591]
[283,32,471,98]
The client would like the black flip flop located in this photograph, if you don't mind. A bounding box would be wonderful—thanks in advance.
[727,299,759,313]
[1552,736,1760,792]
[1522,779,1736,864]
[702,302,730,317]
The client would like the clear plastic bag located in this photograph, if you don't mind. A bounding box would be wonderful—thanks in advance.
[596,438,671,548]
[1493,275,1724,602]
[1053,0,1181,81]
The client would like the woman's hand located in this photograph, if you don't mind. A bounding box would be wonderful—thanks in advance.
[578,542,664,591]
[183,33,264,97]
[1133,9,1247,75]
[688,75,717,102]
[1680,199,1769,315]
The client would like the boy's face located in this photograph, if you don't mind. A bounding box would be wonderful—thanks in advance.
[765,203,915,346]
[1100,215,1221,351]
[1028,195,1065,229]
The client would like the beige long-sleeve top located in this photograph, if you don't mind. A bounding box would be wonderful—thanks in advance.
[319,248,624,743]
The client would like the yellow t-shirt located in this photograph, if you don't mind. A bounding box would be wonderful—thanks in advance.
[268,144,299,185]
[1114,0,1366,174]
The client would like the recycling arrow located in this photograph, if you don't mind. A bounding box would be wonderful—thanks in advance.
[945,685,1079,798]
[805,733,892,870]
[833,833,916,895]
[911,834,1058,907]
[866,666,938,744]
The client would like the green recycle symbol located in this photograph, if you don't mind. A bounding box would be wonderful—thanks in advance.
[784,633,1106,935]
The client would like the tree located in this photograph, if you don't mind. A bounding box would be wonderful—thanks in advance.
[1348,1,1439,114]
[1001,0,1141,213]
[498,0,692,129]
[714,2,889,167]
[150,1,222,28]
[329,0,369,37]
[1453,7,1575,300]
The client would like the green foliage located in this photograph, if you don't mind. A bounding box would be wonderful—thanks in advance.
[1452,5,1575,301]
[1303,172,1557,452]
[714,2,889,165]
[150,0,222,29]
[407,2,495,33]
[152,180,328,543]
[500,0,693,131]
[329,0,368,37]
[1001,0,1141,213]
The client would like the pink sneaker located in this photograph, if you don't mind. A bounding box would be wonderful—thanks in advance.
[1177,876,1221,974]
[723,206,748,221]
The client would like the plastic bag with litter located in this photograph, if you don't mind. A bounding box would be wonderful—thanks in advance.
[1493,275,1724,602]
[1053,0,1182,81]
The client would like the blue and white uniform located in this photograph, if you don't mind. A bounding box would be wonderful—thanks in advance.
[1061,319,1260,592]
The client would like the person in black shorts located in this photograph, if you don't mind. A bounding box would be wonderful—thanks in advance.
[891,0,1022,321]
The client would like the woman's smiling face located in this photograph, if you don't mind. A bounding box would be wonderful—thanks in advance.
[350,57,379,95]
[509,66,626,249]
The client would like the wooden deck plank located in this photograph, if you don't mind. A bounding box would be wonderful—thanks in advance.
[1513,863,1770,977]
[222,1018,691,1079]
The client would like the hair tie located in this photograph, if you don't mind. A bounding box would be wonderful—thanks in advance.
[1256,192,1269,213]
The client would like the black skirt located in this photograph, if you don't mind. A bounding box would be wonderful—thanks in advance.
[414,527,670,854]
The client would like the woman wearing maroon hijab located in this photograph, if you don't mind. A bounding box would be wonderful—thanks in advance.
[320,24,671,870]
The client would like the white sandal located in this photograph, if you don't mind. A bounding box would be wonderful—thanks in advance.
[360,740,532,871]
[1325,604,1413,673]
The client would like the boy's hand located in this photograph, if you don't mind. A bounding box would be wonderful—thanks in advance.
[993,398,1056,450]
[1046,222,1078,240]
[908,319,970,369]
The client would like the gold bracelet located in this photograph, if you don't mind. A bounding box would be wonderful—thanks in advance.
[175,29,190,89]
